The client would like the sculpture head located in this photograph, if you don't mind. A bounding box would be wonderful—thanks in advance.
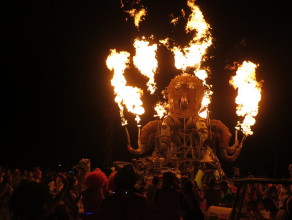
[166,73,205,118]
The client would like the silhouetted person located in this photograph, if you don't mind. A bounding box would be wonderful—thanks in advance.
[12,169,22,189]
[0,171,13,219]
[256,198,278,219]
[151,171,184,220]
[280,194,292,219]
[219,180,234,208]
[180,176,204,220]
[204,177,221,208]
[145,175,160,211]
[100,164,150,220]
[81,168,108,220]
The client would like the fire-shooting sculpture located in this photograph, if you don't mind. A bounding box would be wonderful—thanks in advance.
[106,0,262,183]
[126,73,244,180]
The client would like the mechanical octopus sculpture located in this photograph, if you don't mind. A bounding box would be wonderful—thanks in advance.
[126,73,244,181]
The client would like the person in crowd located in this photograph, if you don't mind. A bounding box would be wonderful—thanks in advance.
[12,169,22,190]
[62,176,81,220]
[203,177,221,209]
[219,180,234,208]
[265,184,278,206]
[257,198,278,220]
[55,171,66,192]
[151,171,184,220]
[136,177,147,194]
[277,184,290,209]
[180,176,204,220]
[245,199,264,219]
[0,171,14,220]
[26,171,34,182]
[80,168,108,220]
[100,164,150,220]
[33,167,42,183]
[106,170,117,196]
[275,188,292,220]
[145,175,160,211]
[42,172,56,194]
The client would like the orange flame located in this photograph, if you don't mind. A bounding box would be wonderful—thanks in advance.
[106,49,145,126]
[127,8,147,28]
[162,0,213,117]
[157,1,213,119]
[133,37,158,94]
[169,0,212,72]
[170,17,179,25]
[120,0,146,29]
[154,102,169,119]
[229,61,262,136]
[195,69,213,118]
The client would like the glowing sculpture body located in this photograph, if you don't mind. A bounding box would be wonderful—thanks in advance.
[127,74,243,179]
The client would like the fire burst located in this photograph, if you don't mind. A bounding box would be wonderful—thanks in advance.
[133,37,158,94]
[106,49,144,126]
[230,61,262,136]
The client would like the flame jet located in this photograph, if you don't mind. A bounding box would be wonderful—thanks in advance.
[133,37,158,94]
[106,49,145,126]
[230,61,262,136]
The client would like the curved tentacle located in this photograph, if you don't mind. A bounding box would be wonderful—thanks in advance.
[210,119,242,162]
[127,120,161,155]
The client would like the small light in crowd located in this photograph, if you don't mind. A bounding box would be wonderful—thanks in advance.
[84,212,93,215]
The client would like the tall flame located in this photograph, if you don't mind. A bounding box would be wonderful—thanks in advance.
[161,0,213,117]
[229,61,262,136]
[133,37,158,94]
[171,0,213,118]
[106,49,145,126]
[195,69,213,118]
[170,0,212,72]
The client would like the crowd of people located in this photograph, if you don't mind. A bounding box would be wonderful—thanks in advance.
[0,163,291,220]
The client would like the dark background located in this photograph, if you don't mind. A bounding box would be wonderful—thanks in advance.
[2,0,291,178]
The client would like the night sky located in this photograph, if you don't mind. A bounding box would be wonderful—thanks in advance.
[2,0,292,178]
